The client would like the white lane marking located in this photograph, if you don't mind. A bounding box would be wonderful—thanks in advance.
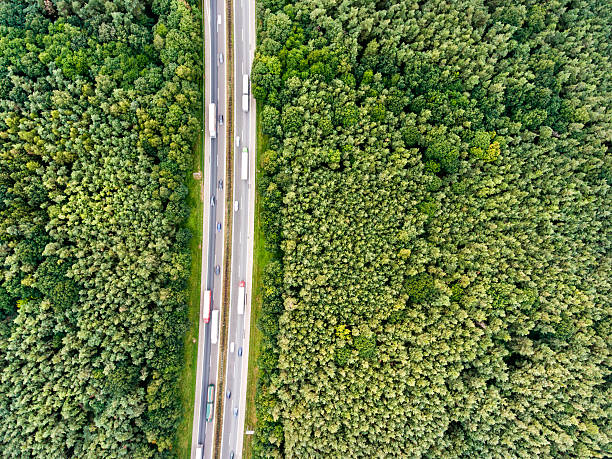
[239,230,242,242]
[241,62,244,73]
[242,28,244,40]
[241,130,243,139]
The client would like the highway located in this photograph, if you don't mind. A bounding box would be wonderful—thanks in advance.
[191,0,227,457]
[219,0,257,456]
[192,0,255,456]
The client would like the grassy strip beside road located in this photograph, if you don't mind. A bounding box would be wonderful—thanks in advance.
[176,128,204,458]
[176,3,204,455]
[242,102,270,459]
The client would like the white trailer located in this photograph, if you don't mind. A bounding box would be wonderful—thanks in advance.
[242,74,249,112]
[210,309,219,344]
[241,147,248,181]
[238,281,246,315]
[196,446,203,459]
[209,103,216,138]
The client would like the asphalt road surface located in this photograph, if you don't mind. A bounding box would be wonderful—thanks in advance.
[218,0,257,455]
[191,0,227,457]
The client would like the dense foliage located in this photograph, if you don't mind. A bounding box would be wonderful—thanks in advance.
[252,0,611,457]
[0,0,200,456]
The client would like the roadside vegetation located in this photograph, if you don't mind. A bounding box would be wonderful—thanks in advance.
[176,131,204,457]
[0,0,201,455]
[251,0,611,457]
[242,102,271,459]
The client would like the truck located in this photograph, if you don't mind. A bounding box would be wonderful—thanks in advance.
[202,290,211,323]
[210,309,219,344]
[196,446,203,459]
[241,147,248,181]
[242,74,249,112]
[205,384,215,422]
[238,281,246,315]
[209,103,216,138]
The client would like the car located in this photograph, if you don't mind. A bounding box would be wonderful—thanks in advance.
[230,341,235,353]
[230,452,235,459]
[237,347,243,357]
[233,407,238,417]
[215,265,220,275]
[219,53,224,64]
[211,196,215,207]
[216,222,222,232]
[235,136,240,147]
[218,179,223,190]
[234,200,239,212]
[219,114,224,125]
[226,391,231,399]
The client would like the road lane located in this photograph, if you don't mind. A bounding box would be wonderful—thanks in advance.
[191,0,228,456]
[219,0,256,455]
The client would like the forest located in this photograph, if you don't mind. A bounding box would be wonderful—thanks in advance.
[252,0,610,457]
[0,0,200,456]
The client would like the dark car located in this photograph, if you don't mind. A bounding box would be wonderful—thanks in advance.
[215,265,220,275]
[233,407,238,417]
[230,452,234,459]
[211,196,215,207]
[237,347,243,357]
[218,179,223,190]
[216,222,222,232]
[227,391,231,399]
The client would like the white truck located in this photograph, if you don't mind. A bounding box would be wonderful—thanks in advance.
[196,446,203,459]
[209,103,216,138]
[238,281,246,315]
[241,147,248,181]
[210,309,219,344]
[242,74,249,112]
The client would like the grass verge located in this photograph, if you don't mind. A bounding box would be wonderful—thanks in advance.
[176,3,205,453]
[242,102,270,459]
[176,128,204,458]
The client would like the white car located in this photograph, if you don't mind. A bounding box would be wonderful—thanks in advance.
[219,53,224,64]
[230,342,235,353]
[234,201,239,212]
[235,136,240,147]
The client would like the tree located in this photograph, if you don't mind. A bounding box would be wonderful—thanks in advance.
[251,0,611,457]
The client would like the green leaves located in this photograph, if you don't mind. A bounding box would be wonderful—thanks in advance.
[0,0,201,455]
[252,0,611,457]
[251,54,282,103]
